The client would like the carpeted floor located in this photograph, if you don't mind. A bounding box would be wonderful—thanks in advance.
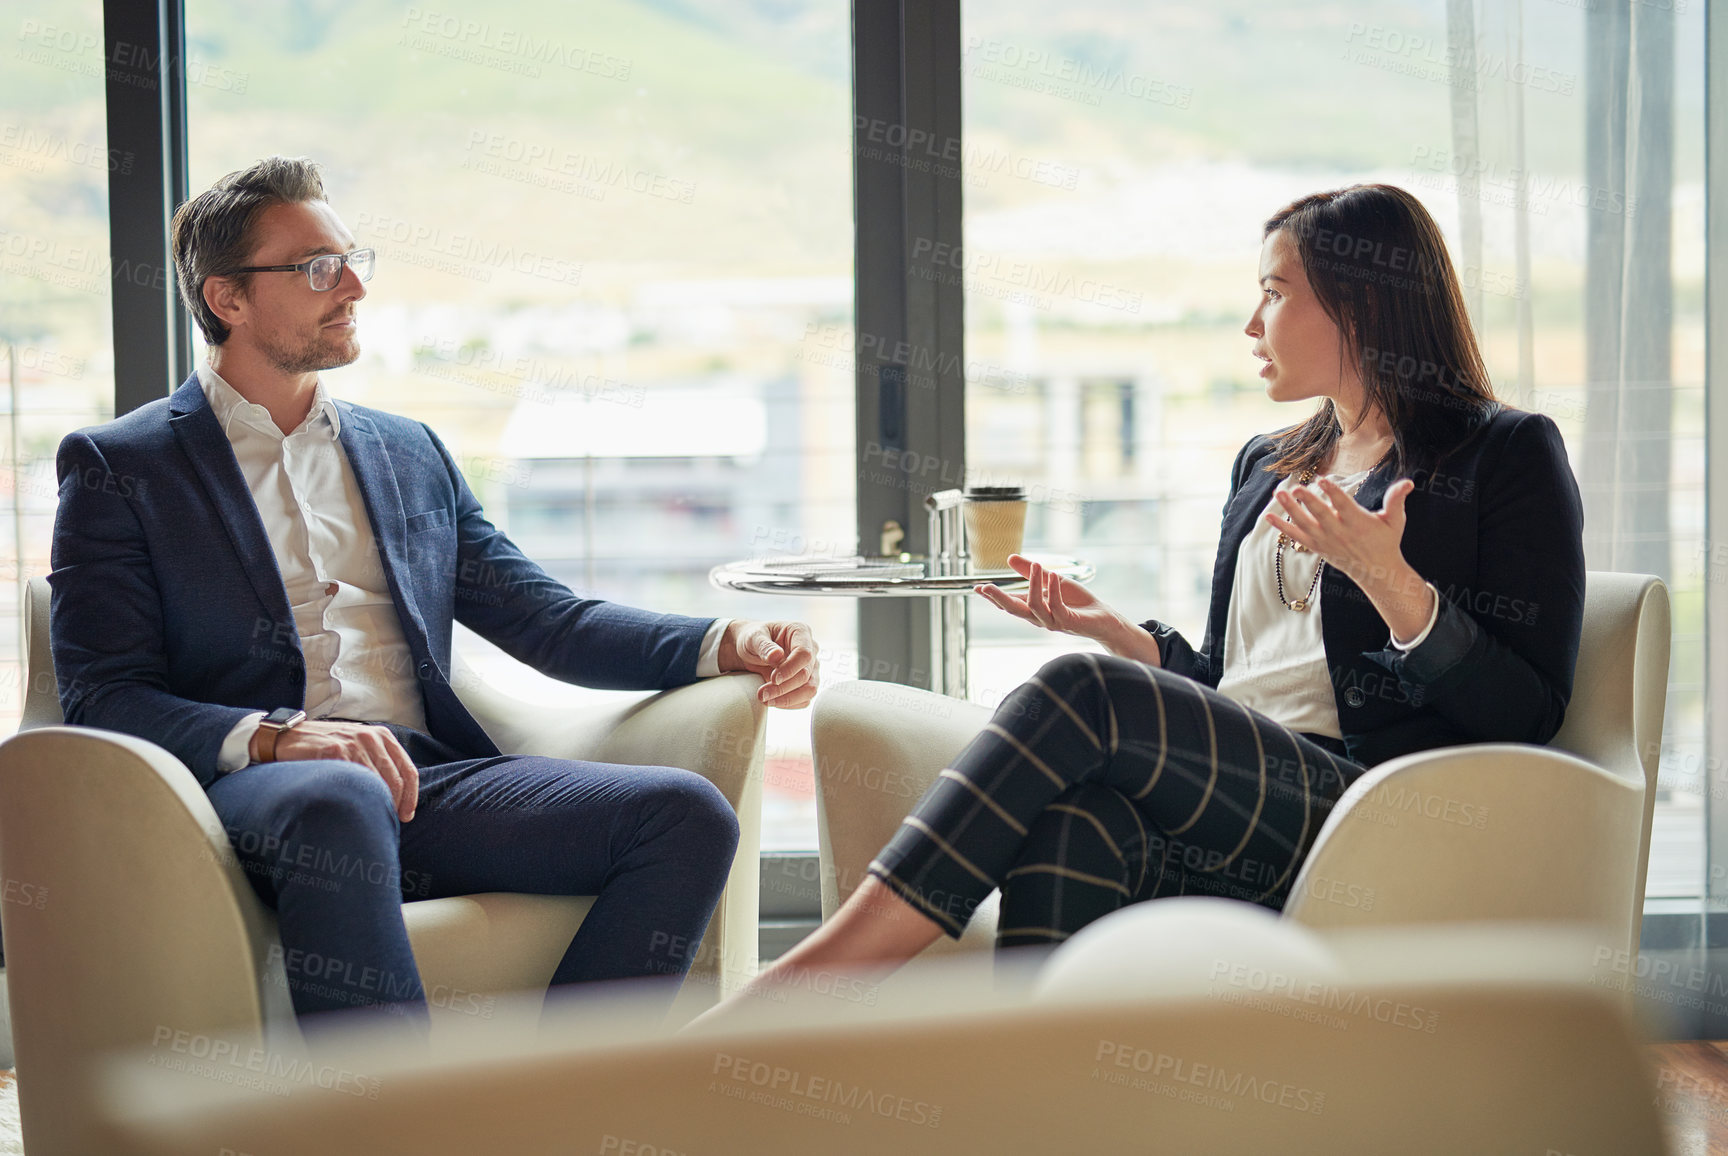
[0,1072,20,1154]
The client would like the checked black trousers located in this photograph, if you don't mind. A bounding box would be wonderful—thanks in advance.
[867,652,1369,947]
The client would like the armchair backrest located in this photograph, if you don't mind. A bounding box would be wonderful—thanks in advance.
[22,576,62,729]
[1550,571,1670,930]
[1282,571,1672,977]
[1550,571,1670,789]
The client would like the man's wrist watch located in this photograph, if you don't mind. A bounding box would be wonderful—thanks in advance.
[254,707,307,763]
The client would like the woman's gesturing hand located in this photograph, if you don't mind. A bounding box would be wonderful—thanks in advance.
[1266,475,1435,642]
[974,554,1161,664]
[1267,475,1414,583]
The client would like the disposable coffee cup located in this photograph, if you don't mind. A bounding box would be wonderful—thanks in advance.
[963,486,1027,572]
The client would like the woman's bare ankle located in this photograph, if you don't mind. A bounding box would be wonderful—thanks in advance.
[678,877,951,1034]
[784,875,947,970]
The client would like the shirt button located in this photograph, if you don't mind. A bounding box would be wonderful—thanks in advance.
[417,661,433,679]
[1344,687,1366,708]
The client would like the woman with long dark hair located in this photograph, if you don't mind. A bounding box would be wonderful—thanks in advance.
[705,183,1586,1008]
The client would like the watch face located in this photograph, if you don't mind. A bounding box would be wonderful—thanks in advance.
[264,707,304,727]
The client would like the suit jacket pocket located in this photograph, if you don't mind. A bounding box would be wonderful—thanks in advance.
[405,508,454,534]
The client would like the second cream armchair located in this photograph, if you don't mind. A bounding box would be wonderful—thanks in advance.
[812,571,1670,1001]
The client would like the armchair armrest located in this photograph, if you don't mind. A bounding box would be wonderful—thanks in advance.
[449,651,766,795]
[449,651,769,1004]
[811,680,991,914]
[1282,743,1645,964]
[809,680,1004,958]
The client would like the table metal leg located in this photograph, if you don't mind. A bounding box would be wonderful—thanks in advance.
[930,590,967,699]
[924,491,970,698]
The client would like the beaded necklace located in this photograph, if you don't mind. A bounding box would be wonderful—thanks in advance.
[1273,467,1368,612]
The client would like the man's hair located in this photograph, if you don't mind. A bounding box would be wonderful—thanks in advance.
[171,156,327,345]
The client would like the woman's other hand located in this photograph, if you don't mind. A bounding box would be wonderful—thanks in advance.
[974,554,1161,665]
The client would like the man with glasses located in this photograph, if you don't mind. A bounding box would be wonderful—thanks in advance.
[47,155,819,1033]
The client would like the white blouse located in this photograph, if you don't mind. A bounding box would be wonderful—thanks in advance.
[1213,467,1375,738]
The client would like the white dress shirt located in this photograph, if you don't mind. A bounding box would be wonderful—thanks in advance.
[201,365,728,772]
[1213,467,1438,739]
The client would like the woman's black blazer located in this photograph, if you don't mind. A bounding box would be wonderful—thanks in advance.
[1140,404,1587,771]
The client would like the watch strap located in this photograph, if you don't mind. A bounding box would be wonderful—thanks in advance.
[258,721,283,763]
[255,708,306,764]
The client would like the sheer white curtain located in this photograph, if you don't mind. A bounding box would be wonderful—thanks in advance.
[1443,0,1696,899]
[1580,0,1673,580]
[1445,0,1675,574]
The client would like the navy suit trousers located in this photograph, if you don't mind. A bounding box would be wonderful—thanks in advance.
[204,722,740,1033]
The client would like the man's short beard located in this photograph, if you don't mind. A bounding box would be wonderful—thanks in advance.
[257,326,360,375]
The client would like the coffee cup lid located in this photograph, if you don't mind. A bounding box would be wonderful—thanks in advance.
[965,486,1025,500]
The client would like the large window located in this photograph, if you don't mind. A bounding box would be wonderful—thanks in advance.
[8,0,1712,900]
[0,1,117,728]
[960,1,1707,899]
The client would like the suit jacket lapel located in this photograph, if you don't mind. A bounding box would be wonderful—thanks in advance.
[167,376,295,625]
[1205,458,1282,665]
[336,405,424,648]
[1318,463,1396,652]
[1218,460,1281,564]
[1349,467,1394,523]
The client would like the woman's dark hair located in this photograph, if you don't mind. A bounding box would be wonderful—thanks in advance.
[171,156,327,345]
[1260,183,1500,481]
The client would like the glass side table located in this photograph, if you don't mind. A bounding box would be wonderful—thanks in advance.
[708,552,1095,698]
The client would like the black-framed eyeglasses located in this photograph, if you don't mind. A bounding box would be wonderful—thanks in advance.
[229,248,375,292]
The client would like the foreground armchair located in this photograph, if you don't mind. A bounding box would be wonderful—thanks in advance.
[813,571,1670,1002]
[0,576,765,1156]
[92,900,1668,1155]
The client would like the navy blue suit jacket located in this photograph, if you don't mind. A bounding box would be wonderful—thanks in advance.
[1141,404,1587,771]
[48,374,715,787]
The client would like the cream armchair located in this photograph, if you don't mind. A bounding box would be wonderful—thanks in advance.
[0,576,766,1156]
[812,571,1671,993]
